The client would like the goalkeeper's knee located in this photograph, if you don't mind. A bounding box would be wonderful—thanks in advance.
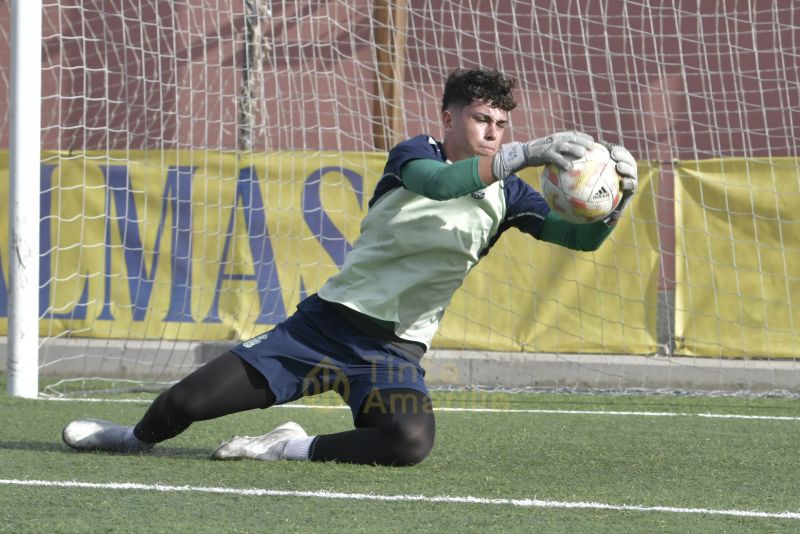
[383,417,435,466]
[358,389,436,466]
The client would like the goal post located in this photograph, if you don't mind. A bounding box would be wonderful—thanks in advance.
[7,0,42,398]
[2,1,800,397]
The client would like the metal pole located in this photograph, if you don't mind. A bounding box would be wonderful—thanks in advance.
[371,0,408,151]
[239,0,259,151]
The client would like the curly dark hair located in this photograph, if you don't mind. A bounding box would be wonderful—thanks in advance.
[441,68,517,112]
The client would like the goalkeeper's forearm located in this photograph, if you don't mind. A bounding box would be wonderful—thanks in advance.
[538,211,614,251]
[400,157,497,200]
[400,131,596,200]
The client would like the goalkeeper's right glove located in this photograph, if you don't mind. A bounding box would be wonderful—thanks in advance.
[491,131,594,181]
[602,142,638,227]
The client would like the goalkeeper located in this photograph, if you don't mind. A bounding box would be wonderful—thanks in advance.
[63,68,637,466]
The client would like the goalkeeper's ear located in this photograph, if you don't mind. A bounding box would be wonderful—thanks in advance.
[441,108,455,132]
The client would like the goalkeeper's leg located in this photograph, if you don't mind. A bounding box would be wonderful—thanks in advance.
[133,351,276,442]
[309,388,435,466]
[211,387,435,466]
[62,352,276,452]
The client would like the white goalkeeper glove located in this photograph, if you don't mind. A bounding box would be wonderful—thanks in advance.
[491,131,594,180]
[602,142,638,226]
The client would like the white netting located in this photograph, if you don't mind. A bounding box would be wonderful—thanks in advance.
[0,0,798,395]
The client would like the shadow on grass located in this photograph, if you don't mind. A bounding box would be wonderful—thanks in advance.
[0,440,211,459]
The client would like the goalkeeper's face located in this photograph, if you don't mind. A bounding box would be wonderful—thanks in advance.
[442,100,509,161]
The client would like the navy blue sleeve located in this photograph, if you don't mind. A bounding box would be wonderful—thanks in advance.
[502,176,614,251]
[369,135,444,206]
[501,175,551,238]
[478,175,551,257]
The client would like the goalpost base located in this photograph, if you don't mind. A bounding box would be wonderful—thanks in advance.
[0,338,798,395]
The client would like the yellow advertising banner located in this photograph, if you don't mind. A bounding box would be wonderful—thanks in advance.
[0,150,659,354]
[675,158,800,358]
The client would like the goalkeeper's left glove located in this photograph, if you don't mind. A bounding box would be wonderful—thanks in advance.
[491,131,594,180]
[602,143,638,227]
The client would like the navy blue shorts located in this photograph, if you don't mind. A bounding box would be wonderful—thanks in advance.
[230,295,429,420]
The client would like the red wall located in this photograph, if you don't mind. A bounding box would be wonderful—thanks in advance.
[0,1,795,158]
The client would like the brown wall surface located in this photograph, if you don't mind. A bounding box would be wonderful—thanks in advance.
[0,1,796,159]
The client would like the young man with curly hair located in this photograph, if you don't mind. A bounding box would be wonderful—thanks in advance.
[63,68,637,466]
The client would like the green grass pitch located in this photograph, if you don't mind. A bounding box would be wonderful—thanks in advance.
[1,387,799,532]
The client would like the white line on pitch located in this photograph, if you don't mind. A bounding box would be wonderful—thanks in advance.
[1,478,797,521]
[42,397,800,421]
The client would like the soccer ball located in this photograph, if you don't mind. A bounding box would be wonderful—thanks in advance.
[540,142,622,224]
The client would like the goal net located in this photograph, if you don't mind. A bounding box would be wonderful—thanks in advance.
[1,0,799,396]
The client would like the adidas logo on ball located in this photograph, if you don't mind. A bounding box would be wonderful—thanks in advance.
[592,186,611,201]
